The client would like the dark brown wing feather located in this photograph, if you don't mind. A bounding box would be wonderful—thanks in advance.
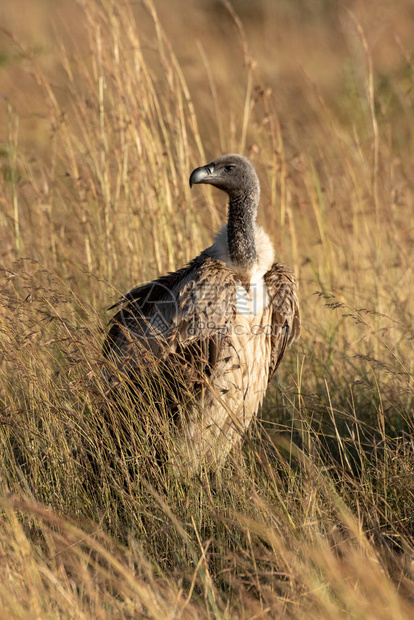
[103,256,237,385]
[103,256,203,358]
[264,262,300,383]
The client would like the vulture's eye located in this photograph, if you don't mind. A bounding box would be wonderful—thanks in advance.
[224,164,236,172]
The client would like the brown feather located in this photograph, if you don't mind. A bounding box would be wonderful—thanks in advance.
[264,262,301,382]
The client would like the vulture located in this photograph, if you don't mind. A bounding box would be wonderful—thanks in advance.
[104,154,300,472]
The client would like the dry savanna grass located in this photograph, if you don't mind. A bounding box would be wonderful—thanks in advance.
[0,0,413,617]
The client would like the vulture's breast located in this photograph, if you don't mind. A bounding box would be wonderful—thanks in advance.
[232,275,273,410]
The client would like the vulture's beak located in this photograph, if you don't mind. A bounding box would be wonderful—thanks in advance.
[189,163,215,188]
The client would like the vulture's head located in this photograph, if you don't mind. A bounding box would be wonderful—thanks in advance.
[189,154,260,200]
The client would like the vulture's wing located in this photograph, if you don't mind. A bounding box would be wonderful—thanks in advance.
[264,262,300,382]
[104,257,237,381]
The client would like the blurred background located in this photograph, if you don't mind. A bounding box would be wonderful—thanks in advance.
[2,0,414,153]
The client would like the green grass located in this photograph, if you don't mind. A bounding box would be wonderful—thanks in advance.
[0,0,413,617]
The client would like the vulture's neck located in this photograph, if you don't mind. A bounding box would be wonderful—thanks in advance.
[227,190,258,272]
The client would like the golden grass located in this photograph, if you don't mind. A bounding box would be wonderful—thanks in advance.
[0,0,413,617]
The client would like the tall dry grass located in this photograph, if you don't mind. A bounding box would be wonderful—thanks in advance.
[0,0,413,617]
